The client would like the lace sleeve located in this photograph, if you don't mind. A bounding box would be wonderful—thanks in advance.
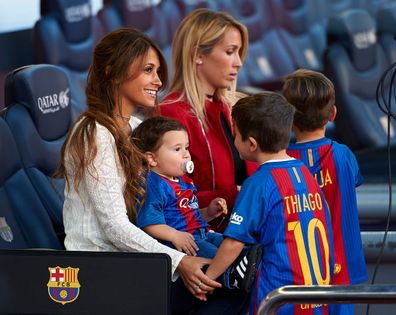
[84,124,184,277]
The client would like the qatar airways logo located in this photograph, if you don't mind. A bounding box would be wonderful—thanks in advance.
[37,88,69,114]
[179,195,198,209]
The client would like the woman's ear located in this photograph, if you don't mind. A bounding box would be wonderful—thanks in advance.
[144,152,157,168]
[192,45,203,65]
[329,105,337,122]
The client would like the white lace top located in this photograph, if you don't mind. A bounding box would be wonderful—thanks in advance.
[63,119,184,279]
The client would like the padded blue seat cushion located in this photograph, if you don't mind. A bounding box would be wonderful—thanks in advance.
[0,118,62,249]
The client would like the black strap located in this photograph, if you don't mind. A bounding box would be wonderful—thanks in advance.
[220,112,247,185]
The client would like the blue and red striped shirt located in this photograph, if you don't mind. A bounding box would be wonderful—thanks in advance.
[224,159,334,315]
[288,137,367,285]
[137,171,208,235]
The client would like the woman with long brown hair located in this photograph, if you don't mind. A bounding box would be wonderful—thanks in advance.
[57,28,238,313]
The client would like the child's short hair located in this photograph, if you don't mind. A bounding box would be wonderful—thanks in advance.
[232,91,295,153]
[282,69,335,131]
[132,116,186,153]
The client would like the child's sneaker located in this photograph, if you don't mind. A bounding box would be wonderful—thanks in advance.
[230,244,263,293]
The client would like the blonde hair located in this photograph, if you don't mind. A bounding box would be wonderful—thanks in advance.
[167,8,248,127]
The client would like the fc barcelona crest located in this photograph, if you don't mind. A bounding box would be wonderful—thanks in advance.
[47,266,81,305]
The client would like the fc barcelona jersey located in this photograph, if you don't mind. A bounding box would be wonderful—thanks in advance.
[137,171,208,234]
[224,159,334,315]
[288,138,367,285]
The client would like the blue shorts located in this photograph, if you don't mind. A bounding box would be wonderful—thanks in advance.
[193,228,224,259]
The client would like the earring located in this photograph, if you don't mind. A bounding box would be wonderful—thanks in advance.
[196,60,203,65]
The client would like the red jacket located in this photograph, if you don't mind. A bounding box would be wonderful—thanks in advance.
[159,93,257,231]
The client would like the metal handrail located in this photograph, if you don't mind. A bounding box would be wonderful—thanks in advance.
[258,284,396,315]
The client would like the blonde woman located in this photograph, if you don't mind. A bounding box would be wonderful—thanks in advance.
[160,8,257,232]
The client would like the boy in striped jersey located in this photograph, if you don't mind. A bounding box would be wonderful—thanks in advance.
[284,69,368,314]
[133,117,227,259]
[204,92,335,314]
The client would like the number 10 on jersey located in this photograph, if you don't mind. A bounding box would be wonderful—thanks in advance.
[288,218,331,285]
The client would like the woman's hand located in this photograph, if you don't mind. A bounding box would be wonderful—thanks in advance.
[171,231,199,256]
[177,256,222,301]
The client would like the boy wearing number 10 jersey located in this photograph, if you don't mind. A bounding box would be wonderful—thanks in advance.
[204,92,335,315]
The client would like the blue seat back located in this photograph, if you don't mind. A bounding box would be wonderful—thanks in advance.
[0,117,63,249]
[324,9,396,150]
[98,0,168,48]
[270,0,327,71]
[33,0,102,116]
[357,0,392,16]
[377,2,396,63]
[4,64,74,242]
[319,0,359,21]
[173,0,218,16]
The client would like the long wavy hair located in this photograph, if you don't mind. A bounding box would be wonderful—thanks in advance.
[56,28,168,222]
[165,8,248,128]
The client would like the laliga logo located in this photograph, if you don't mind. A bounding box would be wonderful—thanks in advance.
[230,212,243,225]
[37,88,69,114]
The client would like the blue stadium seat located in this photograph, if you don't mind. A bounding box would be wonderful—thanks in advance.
[270,0,327,72]
[33,0,103,115]
[3,64,75,244]
[317,0,359,21]
[377,2,396,63]
[96,0,122,32]
[173,0,218,16]
[356,0,392,17]
[159,1,184,41]
[0,117,63,249]
[158,0,184,82]
[324,9,396,150]
[98,0,168,49]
